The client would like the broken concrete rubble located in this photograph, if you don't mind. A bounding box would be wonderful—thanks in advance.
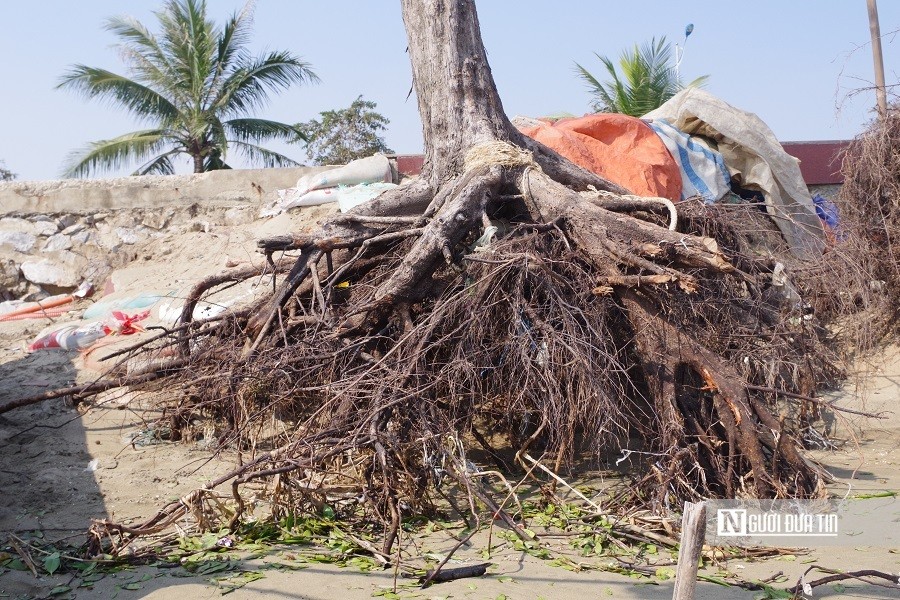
[0,231,36,253]
[20,251,87,289]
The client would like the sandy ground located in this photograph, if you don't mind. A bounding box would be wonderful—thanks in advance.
[0,206,898,599]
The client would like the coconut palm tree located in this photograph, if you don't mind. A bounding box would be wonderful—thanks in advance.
[575,37,707,117]
[58,0,318,177]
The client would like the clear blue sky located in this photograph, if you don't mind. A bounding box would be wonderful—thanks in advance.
[1,1,898,181]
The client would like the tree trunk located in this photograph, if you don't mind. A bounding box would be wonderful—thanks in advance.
[402,0,512,186]
[401,0,630,194]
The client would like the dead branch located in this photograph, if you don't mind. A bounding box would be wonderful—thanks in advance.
[789,565,899,594]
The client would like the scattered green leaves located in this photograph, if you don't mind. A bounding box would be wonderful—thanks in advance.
[753,585,793,600]
[697,573,731,587]
[213,570,266,595]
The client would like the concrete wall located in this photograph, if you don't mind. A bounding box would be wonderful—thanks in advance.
[0,167,333,299]
[0,166,331,217]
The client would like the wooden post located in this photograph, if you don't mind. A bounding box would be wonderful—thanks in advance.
[867,0,888,116]
[672,501,707,600]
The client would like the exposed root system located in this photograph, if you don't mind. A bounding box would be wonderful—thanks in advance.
[70,155,873,557]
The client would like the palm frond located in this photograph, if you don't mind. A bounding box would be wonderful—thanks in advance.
[155,0,215,104]
[211,2,254,83]
[685,75,710,89]
[574,60,607,112]
[134,150,179,175]
[61,130,173,178]
[575,36,708,117]
[224,118,303,144]
[601,54,632,114]
[104,16,187,107]
[57,66,180,123]
[229,140,301,169]
[104,15,169,73]
[216,51,319,117]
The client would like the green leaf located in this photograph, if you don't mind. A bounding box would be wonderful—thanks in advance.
[75,560,97,575]
[216,570,265,594]
[195,560,235,575]
[752,584,793,599]
[5,558,27,571]
[321,505,335,520]
[44,552,61,575]
[122,582,143,590]
[852,490,897,499]
[697,573,731,587]
[49,585,72,596]
[497,576,514,583]
[654,567,676,581]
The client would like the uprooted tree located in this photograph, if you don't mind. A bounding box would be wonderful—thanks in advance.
[68,0,858,555]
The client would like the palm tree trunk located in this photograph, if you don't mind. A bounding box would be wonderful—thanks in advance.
[192,153,204,173]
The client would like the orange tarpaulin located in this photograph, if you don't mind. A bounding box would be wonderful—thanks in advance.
[517,113,682,201]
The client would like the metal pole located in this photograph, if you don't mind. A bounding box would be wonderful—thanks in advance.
[867,0,888,116]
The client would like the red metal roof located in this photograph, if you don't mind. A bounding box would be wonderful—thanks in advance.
[781,141,851,185]
[395,141,853,186]
[394,154,424,177]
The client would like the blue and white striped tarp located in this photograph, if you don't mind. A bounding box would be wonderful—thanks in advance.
[647,118,731,203]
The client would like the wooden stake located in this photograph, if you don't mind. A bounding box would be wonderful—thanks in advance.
[867,0,888,116]
[672,501,707,600]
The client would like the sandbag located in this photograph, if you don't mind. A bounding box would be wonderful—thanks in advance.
[262,182,398,217]
[298,154,392,192]
[643,89,825,258]
[515,113,682,200]
[265,155,395,217]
